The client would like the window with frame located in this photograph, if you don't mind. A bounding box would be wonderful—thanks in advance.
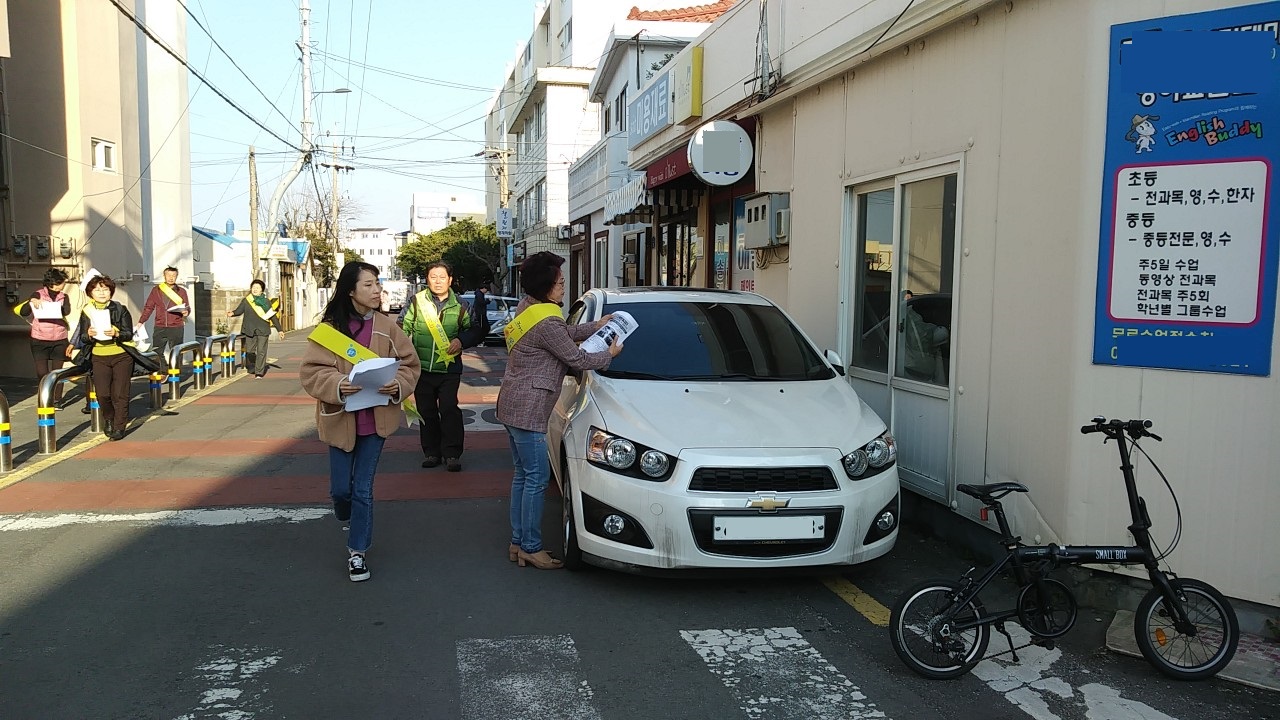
[615,87,627,132]
[91,138,116,172]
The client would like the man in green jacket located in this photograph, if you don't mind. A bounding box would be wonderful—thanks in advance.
[402,262,486,471]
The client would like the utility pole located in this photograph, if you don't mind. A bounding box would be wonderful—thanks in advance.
[248,146,260,278]
[261,0,315,295]
[329,142,341,261]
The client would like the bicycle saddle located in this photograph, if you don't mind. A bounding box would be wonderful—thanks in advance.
[957,482,1028,502]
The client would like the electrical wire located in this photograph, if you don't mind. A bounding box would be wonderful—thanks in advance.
[105,0,301,152]
[1131,440,1183,563]
[176,0,297,132]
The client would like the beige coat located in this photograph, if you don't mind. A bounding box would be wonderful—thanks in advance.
[300,313,422,451]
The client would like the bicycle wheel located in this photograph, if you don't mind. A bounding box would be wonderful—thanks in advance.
[1133,577,1239,680]
[890,580,990,680]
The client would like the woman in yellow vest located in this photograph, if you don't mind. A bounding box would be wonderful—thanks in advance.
[226,279,285,378]
[300,262,421,582]
[497,252,622,569]
[75,275,139,440]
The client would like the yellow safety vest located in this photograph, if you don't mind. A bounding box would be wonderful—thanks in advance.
[413,294,457,364]
[307,322,379,363]
[503,304,562,352]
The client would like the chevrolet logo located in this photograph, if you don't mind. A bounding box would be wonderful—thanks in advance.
[747,496,790,512]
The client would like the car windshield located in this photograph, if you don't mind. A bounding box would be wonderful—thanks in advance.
[598,300,834,381]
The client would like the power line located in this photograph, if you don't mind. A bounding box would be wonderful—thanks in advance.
[176,0,297,133]
[105,0,302,152]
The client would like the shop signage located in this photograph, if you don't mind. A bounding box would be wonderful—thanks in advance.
[687,121,753,187]
[1092,3,1279,376]
[628,71,672,149]
[646,147,691,188]
[671,47,703,125]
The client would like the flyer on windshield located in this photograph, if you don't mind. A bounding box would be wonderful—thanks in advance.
[580,311,638,354]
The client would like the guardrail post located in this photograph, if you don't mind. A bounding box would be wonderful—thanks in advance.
[226,332,239,376]
[88,389,104,433]
[149,372,165,409]
[192,355,206,390]
[36,367,85,455]
[0,390,12,473]
[165,341,205,401]
[202,334,228,385]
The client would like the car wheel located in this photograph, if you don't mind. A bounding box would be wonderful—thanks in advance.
[561,458,585,570]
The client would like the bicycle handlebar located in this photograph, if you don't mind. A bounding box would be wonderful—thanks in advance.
[1080,417,1161,441]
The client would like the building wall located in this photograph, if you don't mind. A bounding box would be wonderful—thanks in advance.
[633,0,1277,605]
[1,0,191,376]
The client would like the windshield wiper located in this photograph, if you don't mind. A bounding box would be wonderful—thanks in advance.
[602,370,678,380]
[679,373,774,381]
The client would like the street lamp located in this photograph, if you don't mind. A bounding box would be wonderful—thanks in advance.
[314,87,352,95]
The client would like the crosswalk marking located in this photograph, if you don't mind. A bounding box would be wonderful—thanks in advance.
[456,635,602,720]
[681,627,888,720]
[973,624,1179,720]
[0,507,330,531]
[172,646,281,720]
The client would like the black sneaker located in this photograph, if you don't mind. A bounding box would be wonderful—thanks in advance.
[333,498,352,522]
[421,456,441,468]
[348,553,370,582]
[445,457,462,472]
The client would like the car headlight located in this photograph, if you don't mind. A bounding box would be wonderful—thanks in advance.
[842,431,896,480]
[586,427,674,481]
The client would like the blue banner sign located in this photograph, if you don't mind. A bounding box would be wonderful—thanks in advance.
[1093,3,1280,375]
[628,72,671,149]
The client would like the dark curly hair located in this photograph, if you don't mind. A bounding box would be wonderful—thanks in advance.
[85,274,116,295]
[43,268,69,289]
[519,251,565,302]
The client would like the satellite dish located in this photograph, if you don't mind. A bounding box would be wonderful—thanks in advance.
[225,218,235,235]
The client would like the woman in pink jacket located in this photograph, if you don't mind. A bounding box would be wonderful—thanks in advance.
[496,252,622,570]
[300,262,420,582]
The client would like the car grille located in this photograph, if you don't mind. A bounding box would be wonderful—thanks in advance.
[687,508,843,558]
[688,466,838,493]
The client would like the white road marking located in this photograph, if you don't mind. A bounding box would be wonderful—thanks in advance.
[173,646,281,720]
[460,403,503,432]
[681,627,888,720]
[973,624,1179,720]
[456,635,602,720]
[0,507,331,531]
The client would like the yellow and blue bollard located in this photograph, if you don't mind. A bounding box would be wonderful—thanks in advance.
[36,406,58,454]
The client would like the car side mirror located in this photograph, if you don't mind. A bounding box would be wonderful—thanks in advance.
[824,349,846,376]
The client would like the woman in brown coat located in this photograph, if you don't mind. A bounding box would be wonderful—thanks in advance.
[496,252,622,569]
[301,262,421,582]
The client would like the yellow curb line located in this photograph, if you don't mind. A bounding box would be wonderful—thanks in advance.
[0,369,253,491]
[822,576,891,627]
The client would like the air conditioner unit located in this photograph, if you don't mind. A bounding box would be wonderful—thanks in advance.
[742,192,791,249]
[556,224,572,240]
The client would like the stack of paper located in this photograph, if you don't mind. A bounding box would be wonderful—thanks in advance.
[343,357,400,411]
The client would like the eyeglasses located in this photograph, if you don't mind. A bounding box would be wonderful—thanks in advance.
[554,279,566,287]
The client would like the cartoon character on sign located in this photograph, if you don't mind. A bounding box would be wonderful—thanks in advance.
[1125,113,1160,153]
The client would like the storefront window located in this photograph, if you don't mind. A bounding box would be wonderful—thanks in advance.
[895,175,956,386]
[851,189,895,373]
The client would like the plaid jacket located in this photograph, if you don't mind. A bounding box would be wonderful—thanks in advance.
[495,298,612,433]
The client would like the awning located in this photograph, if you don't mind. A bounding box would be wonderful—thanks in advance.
[603,176,650,226]
[603,178,703,226]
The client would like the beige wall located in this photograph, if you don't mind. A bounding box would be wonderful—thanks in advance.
[635,0,1277,605]
[1,0,192,376]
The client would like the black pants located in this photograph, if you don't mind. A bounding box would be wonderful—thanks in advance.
[244,334,269,375]
[92,352,133,430]
[416,371,463,459]
[152,327,185,357]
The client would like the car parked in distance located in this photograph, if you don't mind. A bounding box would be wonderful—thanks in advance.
[459,293,518,346]
[548,287,900,572]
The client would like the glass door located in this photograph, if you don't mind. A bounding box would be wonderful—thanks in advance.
[846,167,958,500]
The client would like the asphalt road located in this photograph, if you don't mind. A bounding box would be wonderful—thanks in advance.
[0,339,1273,719]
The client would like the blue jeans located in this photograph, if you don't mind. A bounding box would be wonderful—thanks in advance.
[506,425,550,553]
[329,433,386,554]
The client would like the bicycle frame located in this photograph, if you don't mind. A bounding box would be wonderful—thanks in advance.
[947,427,1192,635]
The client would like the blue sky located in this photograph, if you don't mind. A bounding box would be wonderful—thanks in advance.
[185,0,535,234]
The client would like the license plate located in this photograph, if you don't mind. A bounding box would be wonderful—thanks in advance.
[713,515,825,541]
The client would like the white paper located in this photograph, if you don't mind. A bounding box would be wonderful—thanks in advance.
[133,323,150,344]
[87,308,112,341]
[343,357,399,412]
[31,301,65,320]
[580,311,638,354]
[167,303,188,314]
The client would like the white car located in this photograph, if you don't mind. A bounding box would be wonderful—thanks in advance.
[548,287,901,572]
[459,293,518,345]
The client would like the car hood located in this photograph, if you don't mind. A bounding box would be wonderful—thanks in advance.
[584,376,886,454]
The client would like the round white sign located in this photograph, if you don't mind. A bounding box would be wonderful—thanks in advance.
[687,121,752,187]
